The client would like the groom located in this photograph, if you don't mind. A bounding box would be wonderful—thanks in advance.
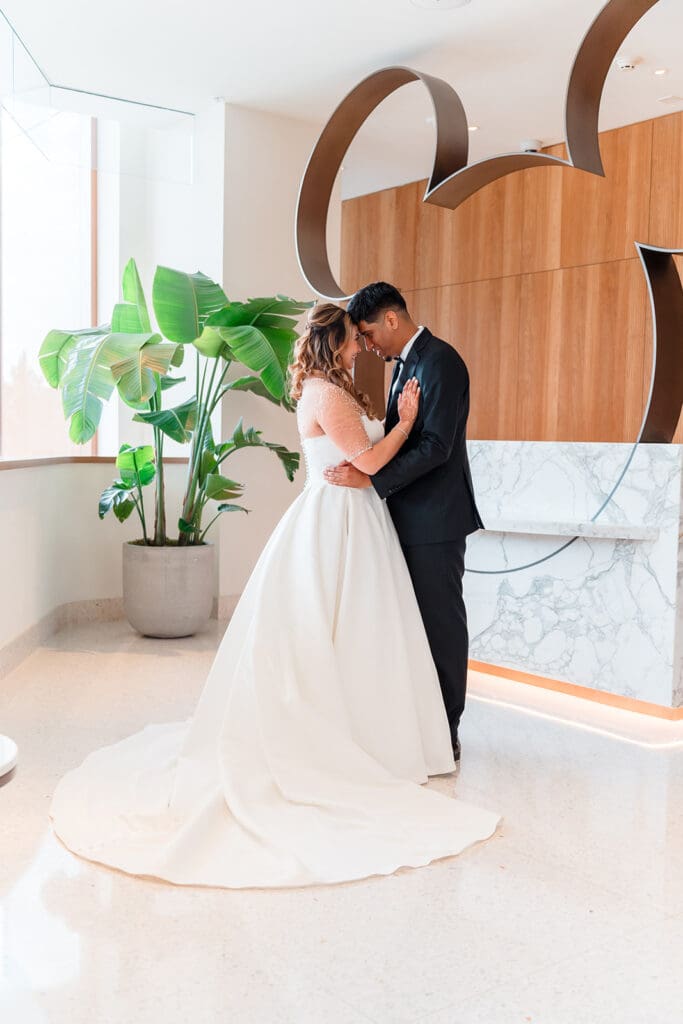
[324,282,483,764]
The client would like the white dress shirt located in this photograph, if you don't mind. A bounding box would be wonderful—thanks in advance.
[390,326,424,399]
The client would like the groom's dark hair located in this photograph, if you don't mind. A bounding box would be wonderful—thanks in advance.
[346,282,408,325]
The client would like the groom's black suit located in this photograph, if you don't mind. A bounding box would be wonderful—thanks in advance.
[371,328,483,743]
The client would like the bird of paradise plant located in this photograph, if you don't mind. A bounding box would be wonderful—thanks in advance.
[39,259,310,545]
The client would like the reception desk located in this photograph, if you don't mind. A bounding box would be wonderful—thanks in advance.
[464,442,683,711]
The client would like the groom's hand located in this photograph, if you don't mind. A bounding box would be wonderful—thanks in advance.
[324,461,372,489]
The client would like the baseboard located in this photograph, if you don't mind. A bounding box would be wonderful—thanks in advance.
[0,594,240,680]
[0,607,62,680]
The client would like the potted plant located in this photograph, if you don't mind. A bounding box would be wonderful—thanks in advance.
[39,259,311,637]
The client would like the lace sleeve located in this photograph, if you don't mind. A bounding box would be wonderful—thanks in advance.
[316,382,373,461]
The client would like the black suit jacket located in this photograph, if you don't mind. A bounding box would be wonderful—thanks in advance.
[371,328,484,546]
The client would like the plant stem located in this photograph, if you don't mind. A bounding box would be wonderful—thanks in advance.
[208,359,234,413]
[198,509,222,543]
[136,476,149,544]
[179,355,223,542]
[151,376,166,544]
[155,428,165,543]
[131,493,146,539]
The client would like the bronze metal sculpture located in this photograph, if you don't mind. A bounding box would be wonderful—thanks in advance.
[296,0,661,300]
[637,244,683,444]
[296,0,683,573]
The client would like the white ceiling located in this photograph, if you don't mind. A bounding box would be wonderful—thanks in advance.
[2,0,682,197]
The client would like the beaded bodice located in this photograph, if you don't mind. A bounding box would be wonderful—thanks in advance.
[297,378,383,488]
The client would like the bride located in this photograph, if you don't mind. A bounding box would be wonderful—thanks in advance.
[50,302,499,889]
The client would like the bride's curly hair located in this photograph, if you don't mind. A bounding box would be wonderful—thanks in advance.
[288,302,375,417]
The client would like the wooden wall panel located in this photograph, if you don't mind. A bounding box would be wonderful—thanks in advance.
[518,260,648,442]
[406,278,521,440]
[520,143,566,275]
[517,270,564,440]
[412,172,525,289]
[340,113,682,442]
[559,121,653,268]
[649,112,683,249]
[341,180,419,295]
[413,183,454,291]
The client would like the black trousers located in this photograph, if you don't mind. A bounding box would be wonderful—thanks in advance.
[401,538,468,743]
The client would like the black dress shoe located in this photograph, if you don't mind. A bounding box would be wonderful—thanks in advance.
[452,738,461,763]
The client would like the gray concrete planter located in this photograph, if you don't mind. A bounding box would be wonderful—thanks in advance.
[122,541,215,638]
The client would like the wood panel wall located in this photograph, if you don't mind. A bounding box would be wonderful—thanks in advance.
[340,111,683,442]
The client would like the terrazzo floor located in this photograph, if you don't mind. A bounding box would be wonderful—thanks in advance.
[2,618,683,1024]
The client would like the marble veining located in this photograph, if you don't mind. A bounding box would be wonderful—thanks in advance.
[465,442,683,708]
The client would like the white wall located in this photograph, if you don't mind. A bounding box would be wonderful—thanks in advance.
[0,101,340,650]
[0,103,228,652]
[218,104,341,596]
[0,461,191,652]
[111,105,225,458]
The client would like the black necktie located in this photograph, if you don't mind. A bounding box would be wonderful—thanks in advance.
[390,357,404,399]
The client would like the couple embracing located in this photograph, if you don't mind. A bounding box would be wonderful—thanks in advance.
[51,282,500,890]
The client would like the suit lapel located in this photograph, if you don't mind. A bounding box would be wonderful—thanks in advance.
[385,329,430,428]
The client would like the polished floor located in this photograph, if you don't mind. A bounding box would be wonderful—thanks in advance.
[1,618,683,1024]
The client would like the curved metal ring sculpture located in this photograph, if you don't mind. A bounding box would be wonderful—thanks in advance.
[296,0,661,300]
[296,0,683,574]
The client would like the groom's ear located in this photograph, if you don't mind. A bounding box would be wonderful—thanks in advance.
[385,310,399,331]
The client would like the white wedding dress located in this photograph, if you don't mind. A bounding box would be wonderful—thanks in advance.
[50,379,499,888]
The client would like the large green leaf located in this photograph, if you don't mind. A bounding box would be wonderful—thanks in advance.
[99,480,137,522]
[207,296,312,329]
[261,325,297,373]
[216,503,249,514]
[160,375,186,391]
[199,448,218,485]
[111,259,152,334]
[38,326,108,389]
[60,335,119,443]
[255,313,299,331]
[215,325,288,399]
[152,267,228,344]
[269,295,315,316]
[116,444,156,487]
[193,326,233,360]
[205,297,309,399]
[56,330,167,442]
[216,418,300,481]
[133,397,198,443]
[217,375,280,406]
[204,473,244,501]
[109,341,179,405]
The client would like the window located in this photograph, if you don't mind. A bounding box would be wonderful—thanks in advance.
[0,107,94,459]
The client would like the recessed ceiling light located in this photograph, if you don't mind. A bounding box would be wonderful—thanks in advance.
[468,124,479,132]
[410,0,472,9]
[614,55,640,71]
[654,68,668,76]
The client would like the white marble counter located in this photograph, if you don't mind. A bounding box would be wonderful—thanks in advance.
[484,518,659,541]
[464,442,683,709]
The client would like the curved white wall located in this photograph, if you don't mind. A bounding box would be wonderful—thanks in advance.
[219,105,341,595]
[0,102,340,658]
[0,461,197,653]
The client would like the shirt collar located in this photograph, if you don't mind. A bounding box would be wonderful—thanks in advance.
[399,326,423,362]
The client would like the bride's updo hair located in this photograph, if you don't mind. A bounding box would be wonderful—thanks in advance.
[289,302,375,417]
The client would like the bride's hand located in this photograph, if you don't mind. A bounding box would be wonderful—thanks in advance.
[398,377,420,429]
